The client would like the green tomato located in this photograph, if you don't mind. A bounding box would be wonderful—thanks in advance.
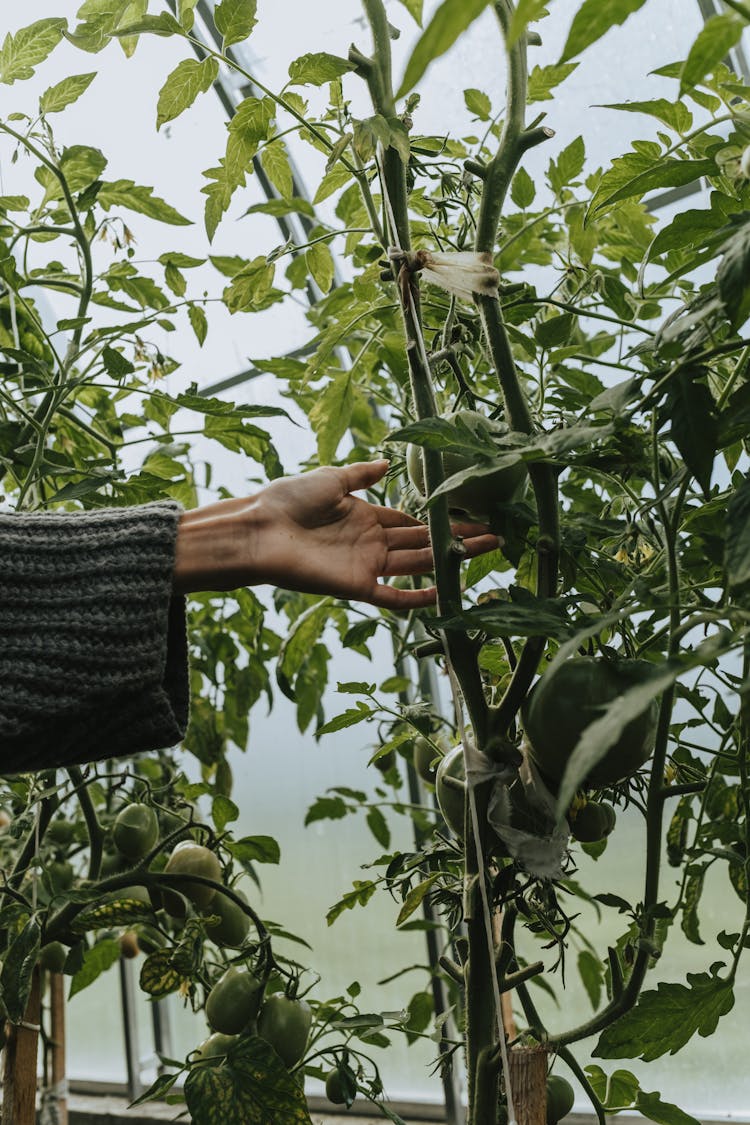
[571,801,616,843]
[406,409,528,520]
[257,995,312,1069]
[46,818,74,847]
[112,803,159,861]
[325,1064,357,1107]
[546,1074,575,1124]
[435,746,466,838]
[163,840,222,915]
[413,736,443,786]
[523,657,659,788]
[206,967,263,1036]
[48,860,74,892]
[38,941,68,973]
[205,889,251,949]
[193,1031,238,1065]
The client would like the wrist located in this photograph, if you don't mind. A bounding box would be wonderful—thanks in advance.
[172,498,265,594]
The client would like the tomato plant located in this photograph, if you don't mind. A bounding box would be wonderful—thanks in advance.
[1,2,750,1125]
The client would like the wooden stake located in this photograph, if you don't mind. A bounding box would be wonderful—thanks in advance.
[508,1045,548,1125]
[1,965,41,1125]
[49,971,68,1125]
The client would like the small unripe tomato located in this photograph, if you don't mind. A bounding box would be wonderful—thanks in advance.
[546,1074,575,1124]
[112,803,159,860]
[163,841,222,916]
[38,942,68,973]
[206,967,263,1036]
[257,994,312,1069]
[193,1031,238,1064]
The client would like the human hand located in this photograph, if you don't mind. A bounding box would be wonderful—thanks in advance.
[173,460,499,610]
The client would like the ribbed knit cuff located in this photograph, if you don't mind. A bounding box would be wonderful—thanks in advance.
[0,502,190,773]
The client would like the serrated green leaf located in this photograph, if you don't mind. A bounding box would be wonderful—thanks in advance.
[306,240,334,295]
[309,370,354,462]
[188,303,208,346]
[39,71,96,113]
[725,475,750,596]
[0,18,67,85]
[588,154,715,219]
[98,179,191,225]
[156,56,218,129]
[578,949,603,1010]
[584,1065,639,1111]
[212,794,239,833]
[288,52,354,86]
[68,938,121,1000]
[222,257,275,313]
[464,87,491,120]
[366,806,391,848]
[527,61,577,103]
[260,139,294,199]
[680,14,743,94]
[36,145,108,204]
[397,874,440,926]
[313,162,353,204]
[593,971,734,1061]
[201,96,273,239]
[560,0,648,64]
[668,368,716,497]
[326,880,378,926]
[227,834,281,865]
[111,12,182,38]
[177,0,199,31]
[185,1036,313,1125]
[601,98,692,134]
[397,0,491,97]
[636,1090,701,1125]
[1,917,41,1022]
[214,0,257,49]
[548,136,585,194]
[316,705,373,737]
[510,167,536,209]
[0,195,29,211]
[395,0,423,25]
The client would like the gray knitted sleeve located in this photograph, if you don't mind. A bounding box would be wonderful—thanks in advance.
[0,501,190,774]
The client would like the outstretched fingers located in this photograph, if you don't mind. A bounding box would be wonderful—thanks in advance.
[369,582,437,610]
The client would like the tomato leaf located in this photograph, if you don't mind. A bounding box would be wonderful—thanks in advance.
[680,14,743,94]
[725,475,750,595]
[1,917,41,1022]
[156,56,218,129]
[227,834,281,865]
[559,0,648,64]
[397,874,440,926]
[397,0,492,98]
[0,18,67,85]
[214,0,257,49]
[636,1090,702,1125]
[666,367,717,498]
[72,898,154,932]
[288,52,354,86]
[39,71,96,114]
[140,949,185,998]
[185,1036,313,1125]
[593,970,734,1061]
[577,949,603,1010]
[68,938,121,1000]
